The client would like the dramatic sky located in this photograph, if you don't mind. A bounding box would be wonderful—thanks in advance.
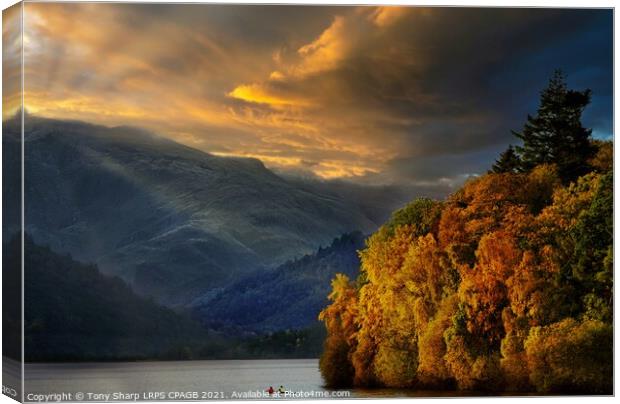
[6,4,613,186]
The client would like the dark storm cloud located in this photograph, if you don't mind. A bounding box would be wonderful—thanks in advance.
[380,148,500,185]
[19,4,613,183]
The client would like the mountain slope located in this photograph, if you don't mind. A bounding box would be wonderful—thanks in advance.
[193,232,365,333]
[6,235,211,361]
[5,116,383,305]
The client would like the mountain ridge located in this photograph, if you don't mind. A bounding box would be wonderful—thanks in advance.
[193,231,366,333]
[5,116,394,306]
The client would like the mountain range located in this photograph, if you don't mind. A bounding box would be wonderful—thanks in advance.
[3,115,447,347]
[8,234,322,361]
[4,116,414,307]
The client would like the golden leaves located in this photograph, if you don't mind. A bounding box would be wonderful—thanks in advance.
[320,167,612,392]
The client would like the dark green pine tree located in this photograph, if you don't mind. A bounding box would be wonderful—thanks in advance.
[491,145,521,173]
[514,70,595,183]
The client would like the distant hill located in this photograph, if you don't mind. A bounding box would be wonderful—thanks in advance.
[3,116,397,306]
[11,235,211,361]
[8,234,331,361]
[193,232,365,333]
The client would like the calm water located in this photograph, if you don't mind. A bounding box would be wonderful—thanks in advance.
[24,360,330,400]
[7,359,524,401]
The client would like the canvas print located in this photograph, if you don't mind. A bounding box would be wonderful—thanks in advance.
[1,2,614,401]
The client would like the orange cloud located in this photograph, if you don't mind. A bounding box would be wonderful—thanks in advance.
[211,150,379,180]
[368,6,411,27]
[10,4,586,187]
[3,3,22,120]
[228,83,313,108]
[15,3,413,183]
[293,16,351,77]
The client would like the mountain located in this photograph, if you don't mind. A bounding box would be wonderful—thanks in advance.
[5,234,335,361]
[3,116,391,305]
[6,235,211,361]
[287,177,453,227]
[193,232,365,333]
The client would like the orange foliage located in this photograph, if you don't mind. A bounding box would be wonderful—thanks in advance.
[525,319,612,394]
[416,294,458,388]
[320,164,612,394]
[318,274,358,387]
[459,231,522,345]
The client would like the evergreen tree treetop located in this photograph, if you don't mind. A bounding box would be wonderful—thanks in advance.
[491,145,521,174]
[513,70,594,183]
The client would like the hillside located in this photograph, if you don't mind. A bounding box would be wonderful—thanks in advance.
[193,232,365,333]
[6,235,211,361]
[3,116,403,305]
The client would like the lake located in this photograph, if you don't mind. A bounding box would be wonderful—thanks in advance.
[9,359,516,401]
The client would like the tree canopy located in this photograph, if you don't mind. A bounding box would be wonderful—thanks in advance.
[318,71,612,394]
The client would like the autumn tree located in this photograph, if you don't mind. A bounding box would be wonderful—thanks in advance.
[319,274,358,387]
[588,140,613,173]
[385,198,443,237]
[353,226,417,387]
[525,318,612,394]
[320,137,611,394]
[571,171,613,322]
[416,294,458,388]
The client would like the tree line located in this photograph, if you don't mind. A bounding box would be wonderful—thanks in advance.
[319,71,613,394]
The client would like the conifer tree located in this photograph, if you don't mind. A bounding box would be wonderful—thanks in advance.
[491,145,521,173]
[514,70,594,183]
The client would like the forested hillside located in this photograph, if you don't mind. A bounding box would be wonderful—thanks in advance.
[13,235,212,361]
[194,232,365,333]
[12,234,349,361]
[319,72,613,394]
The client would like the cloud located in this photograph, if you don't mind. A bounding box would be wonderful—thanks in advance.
[16,4,613,186]
[368,6,412,27]
[228,83,314,108]
[3,3,22,119]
